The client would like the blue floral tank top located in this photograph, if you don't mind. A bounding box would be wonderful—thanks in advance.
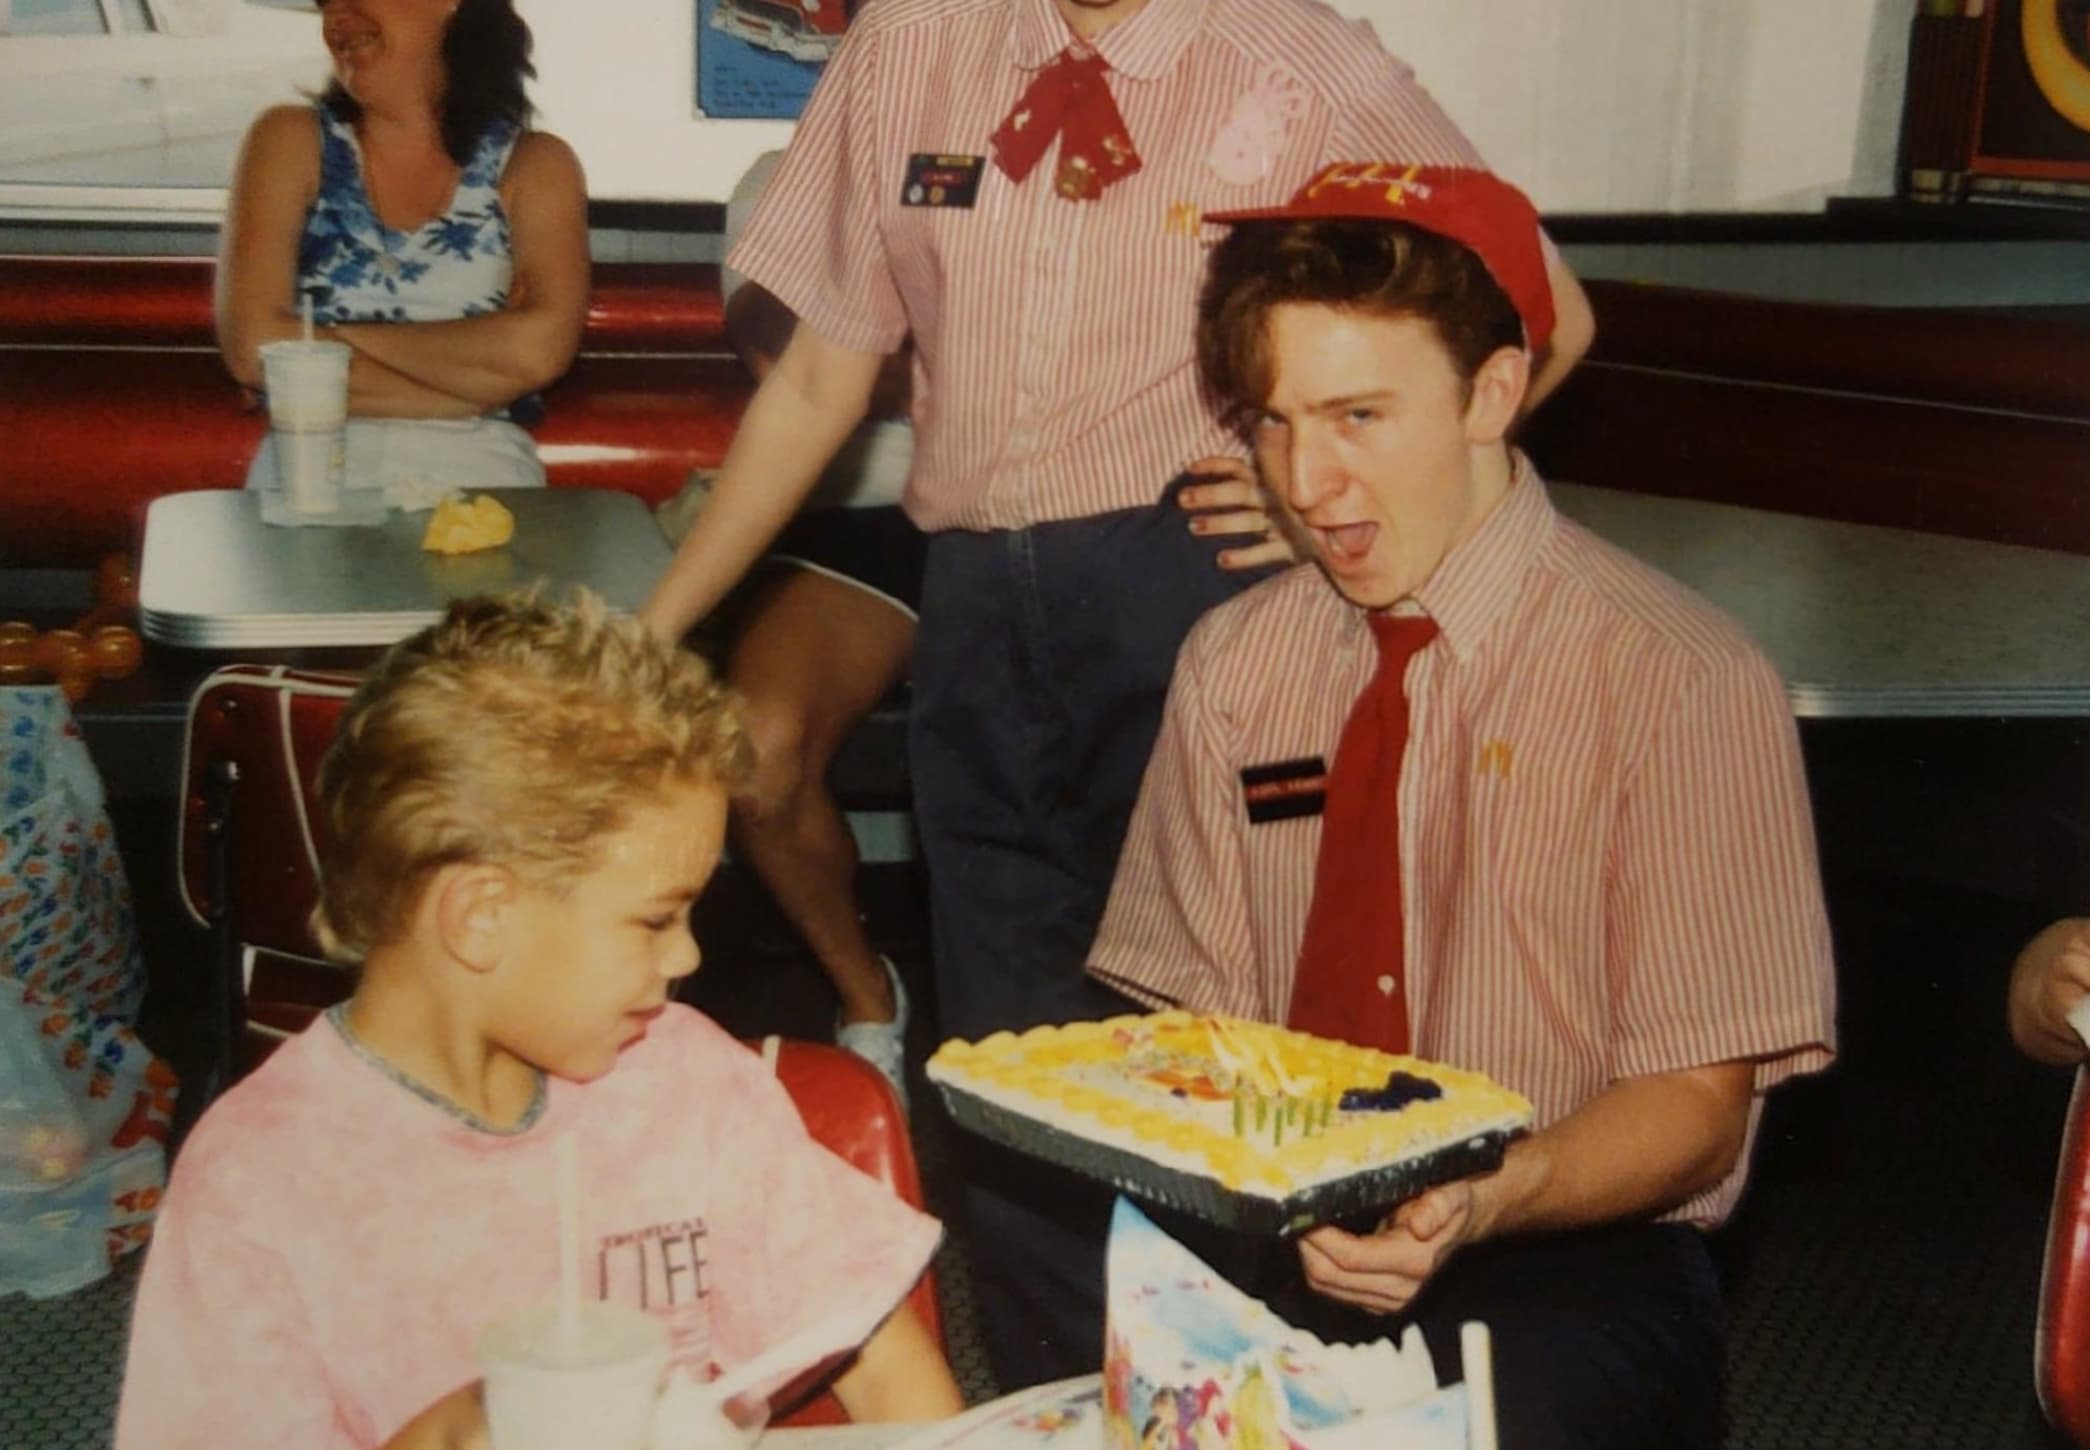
[297,102,519,327]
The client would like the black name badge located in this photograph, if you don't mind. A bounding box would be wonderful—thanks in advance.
[901,153,984,209]
[1239,757,1329,824]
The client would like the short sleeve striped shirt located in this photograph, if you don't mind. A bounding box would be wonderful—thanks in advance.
[1089,460,1838,1226]
[726,0,1486,531]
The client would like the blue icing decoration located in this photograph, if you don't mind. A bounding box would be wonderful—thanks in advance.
[1337,1071,1445,1113]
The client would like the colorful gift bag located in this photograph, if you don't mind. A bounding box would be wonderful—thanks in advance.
[0,685,175,1298]
[1103,1199,1472,1450]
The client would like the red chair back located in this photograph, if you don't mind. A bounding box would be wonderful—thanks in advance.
[178,666,360,1098]
[760,1036,945,1424]
[2040,1067,2090,1446]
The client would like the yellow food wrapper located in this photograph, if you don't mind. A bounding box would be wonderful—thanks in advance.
[421,494,516,555]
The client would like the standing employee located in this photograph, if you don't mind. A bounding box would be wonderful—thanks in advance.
[641,0,1593,1387]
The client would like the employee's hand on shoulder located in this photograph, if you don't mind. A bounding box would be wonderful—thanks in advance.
[1296,1178,1479,1316]
[1179,456,1295,572]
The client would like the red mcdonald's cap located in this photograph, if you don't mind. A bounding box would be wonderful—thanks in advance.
[1205,163,1555,352]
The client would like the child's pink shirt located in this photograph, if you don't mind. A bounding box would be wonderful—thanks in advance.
[115,1005,941,1450]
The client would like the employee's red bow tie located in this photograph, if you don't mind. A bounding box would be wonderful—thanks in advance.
[991,47,1143,202]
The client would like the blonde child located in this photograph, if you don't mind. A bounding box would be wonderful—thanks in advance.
[116,592,962,1450]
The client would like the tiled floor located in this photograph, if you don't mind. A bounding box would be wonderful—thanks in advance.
[2,1253,139,1450]
[4,842,2085,1448]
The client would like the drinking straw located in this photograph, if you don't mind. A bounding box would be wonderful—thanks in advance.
[1460,1321,1497,1450]
[703,1296,886,1406]
[301,293,314,343]
[557,1130,580,1351]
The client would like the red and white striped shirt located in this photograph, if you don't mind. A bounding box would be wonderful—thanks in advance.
[1090,460,1838,1225]
[727,0,1485,531]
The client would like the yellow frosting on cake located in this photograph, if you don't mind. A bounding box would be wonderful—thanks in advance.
[927,1010,1533,1200]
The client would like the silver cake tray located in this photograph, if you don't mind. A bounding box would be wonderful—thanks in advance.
[931,1080,1522,1238]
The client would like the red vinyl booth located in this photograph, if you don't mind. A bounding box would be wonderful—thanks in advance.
[0,255,750,570]
[2041,1069,2090,1446]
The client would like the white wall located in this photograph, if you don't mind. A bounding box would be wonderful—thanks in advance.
[1332,0,1904,212]
[0,0,1908,213]
[523,0,1908,210]
[519,0,793,202]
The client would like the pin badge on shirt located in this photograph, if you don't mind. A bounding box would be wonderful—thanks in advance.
[1477,740,1515,780]
[1206,69,1307,186]
[902,154,985,209]
[1240,757,1329,824]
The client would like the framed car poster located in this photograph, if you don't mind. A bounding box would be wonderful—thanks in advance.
[696,0,853,120]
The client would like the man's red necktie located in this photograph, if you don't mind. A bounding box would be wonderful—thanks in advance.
[991,48,1142,202]
[1287,613,1440,1053]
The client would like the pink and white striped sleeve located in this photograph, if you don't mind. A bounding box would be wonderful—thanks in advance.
[1089,630,1269,1020]
[725,24,909,358]
[1607,646,1838,1091]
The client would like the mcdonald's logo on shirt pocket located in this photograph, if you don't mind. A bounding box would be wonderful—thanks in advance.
[1477,740,1514,780]
[1166,201,1202,236]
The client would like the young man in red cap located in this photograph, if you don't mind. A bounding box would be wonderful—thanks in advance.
[641,0,1594,1391]
[1088,164,1838,1449]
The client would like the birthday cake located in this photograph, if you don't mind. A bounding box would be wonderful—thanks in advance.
[927,1012,1532,1234]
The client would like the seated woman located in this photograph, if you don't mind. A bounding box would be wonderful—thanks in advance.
[216,0,588,500]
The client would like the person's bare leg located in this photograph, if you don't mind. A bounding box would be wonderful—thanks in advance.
[728,566,914,1026]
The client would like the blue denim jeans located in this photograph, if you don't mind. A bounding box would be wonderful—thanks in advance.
[909,474,1276,1388]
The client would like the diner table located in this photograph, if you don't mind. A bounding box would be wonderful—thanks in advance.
[79,479,2090,805]
[767,1376,1100,1450]
[128,481,2090,714]
[1550,482,2090,719]
[770,1425,924,1450]
[763,1367,1479,1450]
[136,487,670,649]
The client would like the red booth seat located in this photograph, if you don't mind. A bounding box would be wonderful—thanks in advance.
[0,255,753,568]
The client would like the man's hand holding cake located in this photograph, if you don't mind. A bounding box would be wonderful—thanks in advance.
[1297,1059,1755,1319]
[1068,163,1838,1450]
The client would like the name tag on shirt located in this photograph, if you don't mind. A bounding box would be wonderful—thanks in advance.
[901,154,985,209]
[1240,757,1328,824]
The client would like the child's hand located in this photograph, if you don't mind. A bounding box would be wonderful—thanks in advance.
[1179,457,1295,572]
[831,1304,964,1423]
[381,1382,490,1450]
[654,1370,768,1450]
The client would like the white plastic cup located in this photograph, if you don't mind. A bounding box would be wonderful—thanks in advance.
[258,338,351,521]
[477,1301,669,1450]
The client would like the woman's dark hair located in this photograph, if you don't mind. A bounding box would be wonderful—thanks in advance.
[1197,219,1523,423]
[322,0,536,167]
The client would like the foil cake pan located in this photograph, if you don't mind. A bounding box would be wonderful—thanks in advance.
[932,1080,1521,1237]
